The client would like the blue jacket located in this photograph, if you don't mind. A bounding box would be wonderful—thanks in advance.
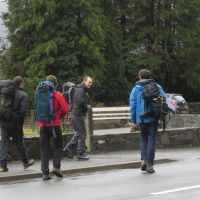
[129,79,166,124]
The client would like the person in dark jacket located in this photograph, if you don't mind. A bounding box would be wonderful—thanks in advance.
[0,76,35,172]
[130,69,166,173]
[63,76,93,161]
[38,75,68,180]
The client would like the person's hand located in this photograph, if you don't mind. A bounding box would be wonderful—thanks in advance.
[131,123,138,133]
[132,123,138,129]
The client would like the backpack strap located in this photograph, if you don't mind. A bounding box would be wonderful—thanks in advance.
[49,91,56,138]
[160,113,171,135]
[44,81,57,138]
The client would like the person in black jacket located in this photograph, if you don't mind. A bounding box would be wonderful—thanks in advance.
[0,76,35,172]
[63,76,93,160]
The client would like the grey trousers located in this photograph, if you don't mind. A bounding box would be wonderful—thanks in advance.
[67,114,86,155]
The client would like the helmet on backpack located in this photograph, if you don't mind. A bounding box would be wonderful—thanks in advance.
[62,82,76,111]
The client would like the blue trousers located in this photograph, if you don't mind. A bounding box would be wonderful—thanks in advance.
[139,122,158,165]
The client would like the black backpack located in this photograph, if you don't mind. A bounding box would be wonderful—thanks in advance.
[140,80,169,133]
[0,80,16,121]
[142,81,160,101]
[62,82,76,111]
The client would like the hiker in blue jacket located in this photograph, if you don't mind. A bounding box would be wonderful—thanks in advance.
[130,69,166,173]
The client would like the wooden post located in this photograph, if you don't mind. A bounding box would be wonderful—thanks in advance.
[85,105,93,152]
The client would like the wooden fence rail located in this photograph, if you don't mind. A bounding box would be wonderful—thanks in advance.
[85,106,130,151]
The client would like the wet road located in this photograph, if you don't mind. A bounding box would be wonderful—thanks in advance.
[0,154,200,200]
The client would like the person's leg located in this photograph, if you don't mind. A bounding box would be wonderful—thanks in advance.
[11,125,29,165]
[66,115,80,149]
[52,126,63,178]
[76,116,86,156]
[52,127,63,168]
[0,126,10,171]
[63,115,79,159]
[139,123,148,163]
[68,115,88,160]
[146,122,158,173]
[147,122,158,165]
[40,126,51,176]
[139,123,148,171]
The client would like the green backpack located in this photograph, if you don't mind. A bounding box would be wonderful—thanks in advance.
[35,81,56,137]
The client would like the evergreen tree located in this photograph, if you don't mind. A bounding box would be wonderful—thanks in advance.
[1,0,200,104]
[125,0,200,101]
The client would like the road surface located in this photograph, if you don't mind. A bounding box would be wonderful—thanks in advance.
[0,150,200,200]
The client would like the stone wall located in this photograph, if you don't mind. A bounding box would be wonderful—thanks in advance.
[188,102,200,114]
[4,127,200,160]
[3,114,200,160]
[93,113,200,130]
[166,114,200,128]
[93,127,200,152]
[5,134,74,161]
[91,114,200,152]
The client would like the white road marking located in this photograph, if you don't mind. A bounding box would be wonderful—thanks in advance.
[151,185,200,195]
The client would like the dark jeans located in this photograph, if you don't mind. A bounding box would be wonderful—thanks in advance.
[39,126,63,175]
[66,114,86,155]
[139,122,158,166]
[0,124,29,168]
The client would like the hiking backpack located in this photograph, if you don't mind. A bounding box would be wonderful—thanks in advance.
[140,80,169,133]
[0,80,16,121]
[35,81,56,137]
[62,82,76,111]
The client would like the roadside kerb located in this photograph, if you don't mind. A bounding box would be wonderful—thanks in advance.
[0,158,176,183]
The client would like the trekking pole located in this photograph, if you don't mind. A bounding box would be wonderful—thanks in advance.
[51,119,57,138]
[160,112,171,135]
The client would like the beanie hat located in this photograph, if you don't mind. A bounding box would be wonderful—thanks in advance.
[46,75,58,86]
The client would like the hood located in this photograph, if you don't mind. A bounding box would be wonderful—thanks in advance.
[77,83,88,91]
[0,80,15,96]
[1,85,15,96]
[136,79,154,86]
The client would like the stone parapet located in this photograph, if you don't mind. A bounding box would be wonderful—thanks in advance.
[93,127,200,152]
[3,127,199,160]
[188,102,200,114]
[166,114,200,128]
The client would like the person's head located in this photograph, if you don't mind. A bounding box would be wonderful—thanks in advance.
[83,76,93,89]
[138,69,152,80]
[46,75,58,87]
[13,76,24,88]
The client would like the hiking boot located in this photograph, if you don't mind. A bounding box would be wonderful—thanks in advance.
[141,161,147,171]
[77,153,90,161]
[147,165,155,173]
[63,146,73,159]
[0,167,8,172]
[42,174,51,181]
[52,168,63,178]
[23,159,35,169]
